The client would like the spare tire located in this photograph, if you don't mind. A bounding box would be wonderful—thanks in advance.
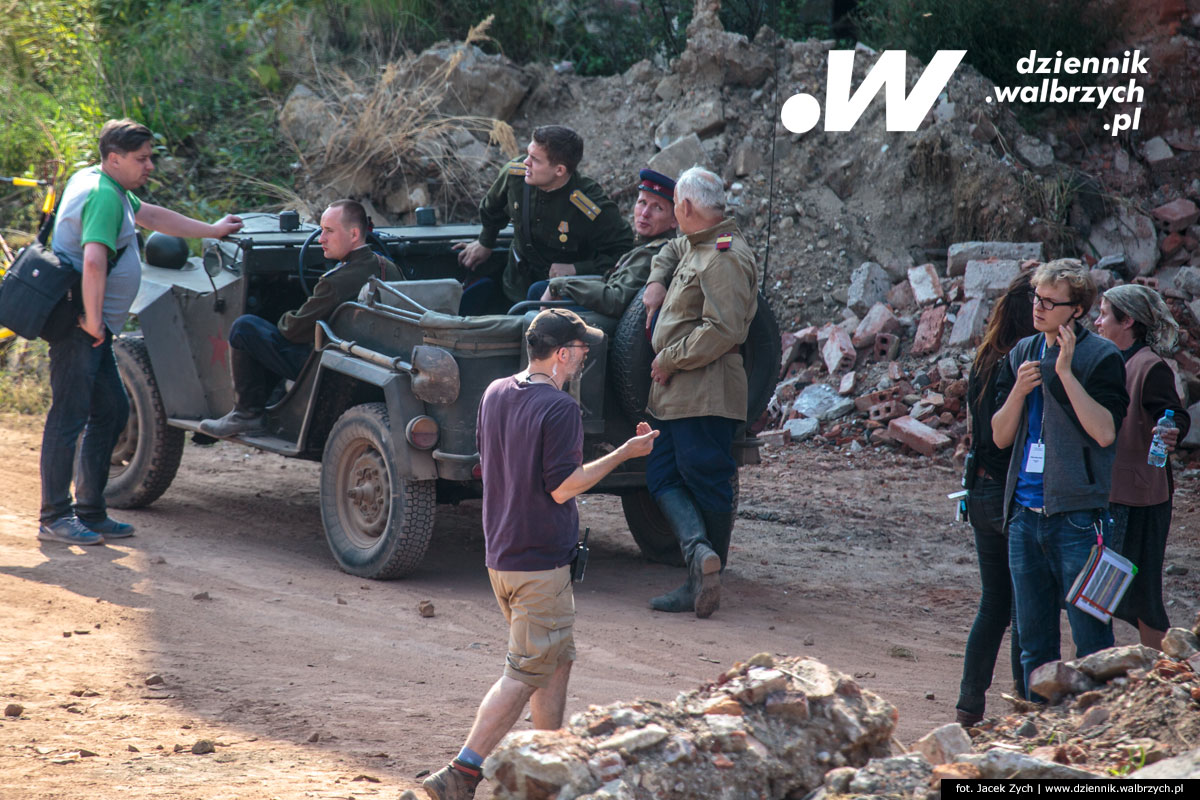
[611,287,781,429]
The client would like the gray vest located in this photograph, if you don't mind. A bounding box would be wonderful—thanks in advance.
[1002,329,1122,518]
[51,166,142,334]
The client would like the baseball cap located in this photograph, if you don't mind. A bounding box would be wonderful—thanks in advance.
[526,308,604,349]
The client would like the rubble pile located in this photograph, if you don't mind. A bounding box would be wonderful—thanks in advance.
[811,630,1200,798]
[758,222,1200,462]
[482,654,896,800]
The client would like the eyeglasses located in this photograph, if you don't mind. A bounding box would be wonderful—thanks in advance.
[1030,293,1077,311]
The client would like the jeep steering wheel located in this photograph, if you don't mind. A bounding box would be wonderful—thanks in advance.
[297,229,391,296]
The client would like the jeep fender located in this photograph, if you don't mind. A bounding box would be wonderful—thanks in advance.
[316,351,437,481]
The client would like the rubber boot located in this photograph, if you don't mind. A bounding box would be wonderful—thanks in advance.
[648,489,721,617]
[700,510,736,571]
[199,349,268,438]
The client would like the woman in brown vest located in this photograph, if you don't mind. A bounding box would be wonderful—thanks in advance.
[1095,284,1189,650]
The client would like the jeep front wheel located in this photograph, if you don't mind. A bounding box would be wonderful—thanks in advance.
[107,336,185,508]
[320,402,435,579]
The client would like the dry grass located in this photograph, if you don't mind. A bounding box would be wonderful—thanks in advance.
[288,15,517,215]
[0,337,50,415]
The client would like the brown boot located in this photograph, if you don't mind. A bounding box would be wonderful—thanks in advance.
[421,759,482,800]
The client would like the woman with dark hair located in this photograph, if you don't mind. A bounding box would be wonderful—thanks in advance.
[955,269,1036,726]
[1095,284,1189,650]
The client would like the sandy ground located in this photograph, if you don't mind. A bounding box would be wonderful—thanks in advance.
[2,417,1198,799]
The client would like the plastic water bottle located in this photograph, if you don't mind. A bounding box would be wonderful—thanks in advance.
[1147,410,1175,468]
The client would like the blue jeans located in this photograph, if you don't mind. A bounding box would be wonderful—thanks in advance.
[40,327,129,524]
[957,475,1023,716]
[646,416,737,512]
[1009,505,1114,699]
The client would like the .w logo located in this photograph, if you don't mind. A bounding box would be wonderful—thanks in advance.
[781,50,966,133]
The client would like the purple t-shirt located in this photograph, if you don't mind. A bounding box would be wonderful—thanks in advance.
[477,376,583,571]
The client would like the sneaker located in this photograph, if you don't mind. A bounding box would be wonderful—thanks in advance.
[79,517,135,539]
[421,759,482,800]
[38,517,105,546]
[198,409,265,438]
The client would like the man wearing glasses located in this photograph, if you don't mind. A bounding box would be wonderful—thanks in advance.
[991,259,1128,702]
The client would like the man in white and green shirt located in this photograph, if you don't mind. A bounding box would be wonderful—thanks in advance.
[40,119,242,546]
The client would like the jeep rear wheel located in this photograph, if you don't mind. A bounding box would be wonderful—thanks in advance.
[320,402,435,579]
[107,336,185,508]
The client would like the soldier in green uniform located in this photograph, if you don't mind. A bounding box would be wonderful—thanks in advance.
[456,125,633,313]
[535,168,677,318]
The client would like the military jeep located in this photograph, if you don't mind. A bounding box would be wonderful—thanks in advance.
[107,211,780,578]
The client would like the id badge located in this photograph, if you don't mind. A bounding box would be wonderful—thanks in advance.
[1025,441,1046,474]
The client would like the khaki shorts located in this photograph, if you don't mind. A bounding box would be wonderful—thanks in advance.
[488,565,575,688]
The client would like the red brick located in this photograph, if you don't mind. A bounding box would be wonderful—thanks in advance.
[911,306,948,356]
[1133,276,1160,290]
[759,428,792,447]
[887,280,915,310]
[822,327,856,375]
[907,263,944,305]
[1162,232,1185,256]
[887,361,904,381]
[852,303,901,348]
[869,400,905,423]
[1153,198,1200,232]
[854,387,901,412]
[887,415,952,456]
[795,326,819,344]
[944,379,968,399]
[870,332,897,361]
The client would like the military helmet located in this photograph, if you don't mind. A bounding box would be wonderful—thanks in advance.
[144,232,190,269]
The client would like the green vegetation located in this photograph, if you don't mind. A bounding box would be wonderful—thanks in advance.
[855,0,1122,90]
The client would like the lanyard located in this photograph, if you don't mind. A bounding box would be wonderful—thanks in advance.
[1034,335,1047,445]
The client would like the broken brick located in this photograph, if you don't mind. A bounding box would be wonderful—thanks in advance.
[963,259,1021,300]
[1153,198,1200,232]
[907,263,944,306]
[852,303,901,348]
[911,306,948,356]
[873,332,899,361]
[887,415,952,456]
[855,387,901,412]
[887,280,915,310]
[1133,276,1160,290]
[948,297,988,348]
[759,429,792,448]
[869,400,905,423]
[887,361,904,381]
[838,371,857,396]
[822,327,856,375]
[1162,232,1185,256]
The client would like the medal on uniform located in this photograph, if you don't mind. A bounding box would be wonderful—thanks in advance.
[558,221,569,243]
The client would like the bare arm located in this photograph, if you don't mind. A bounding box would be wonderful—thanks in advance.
[79,241,109,344]
[551,423,658,504]
[135,203,242,238]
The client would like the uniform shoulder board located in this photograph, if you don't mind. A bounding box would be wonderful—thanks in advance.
[715,234,734,251]
[646,238,670,249]
[569,189,601,221]
[508,159,527,176]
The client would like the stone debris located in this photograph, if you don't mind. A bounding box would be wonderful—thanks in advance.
[4,703,23,717]
[482,655,896,800]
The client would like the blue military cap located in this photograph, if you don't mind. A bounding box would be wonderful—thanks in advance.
[638,168,675,202]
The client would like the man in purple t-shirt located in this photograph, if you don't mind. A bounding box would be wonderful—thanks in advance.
[412,309,657,800]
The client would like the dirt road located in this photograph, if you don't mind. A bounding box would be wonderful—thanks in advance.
[2,418,1197,799]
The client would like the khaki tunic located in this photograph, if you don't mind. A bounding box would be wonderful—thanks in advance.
[647,219,757,421]
[278,245,401,344]
[477,159,634,303]
[546,233,672,318]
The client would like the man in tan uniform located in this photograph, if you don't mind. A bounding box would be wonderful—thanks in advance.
[538,168,676,317]
[641,166,758,618]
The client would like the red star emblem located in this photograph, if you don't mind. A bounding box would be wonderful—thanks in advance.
[209,334,230,368]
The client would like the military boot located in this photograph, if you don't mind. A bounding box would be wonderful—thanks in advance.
[700,510,736,571]
[199,349,268,438]
[649,489,721,617]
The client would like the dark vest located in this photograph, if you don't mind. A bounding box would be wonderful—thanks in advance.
[1110,347,1170,507]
